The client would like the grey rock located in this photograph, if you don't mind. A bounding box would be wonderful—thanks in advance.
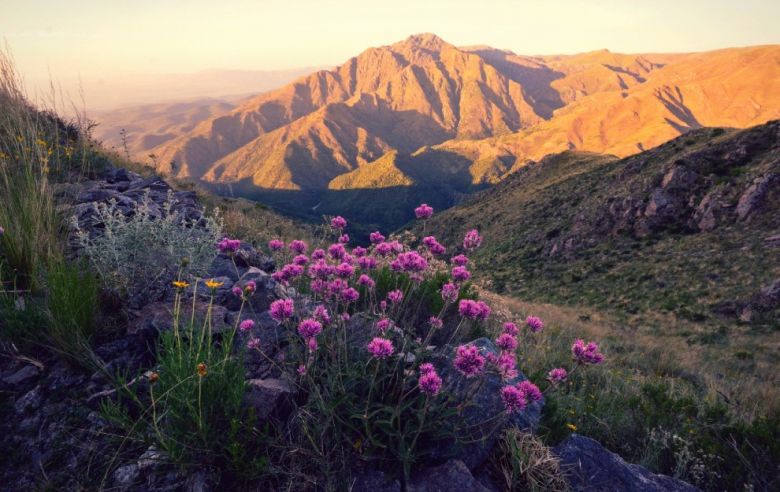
[14,386,43,414]
[407,459,491,492]
[661,165,698,190]
[736,173,776,220]
[553,434,699,492]
[130,301,230,335]
[113,464,140,487]
[350,469,401,492]
[2,365,40,387]
[244,377,295,421]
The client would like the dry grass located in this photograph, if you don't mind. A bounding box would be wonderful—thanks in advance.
[489,429,569,492]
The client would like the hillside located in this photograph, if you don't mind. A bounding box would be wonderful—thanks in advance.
[421,121,780,331]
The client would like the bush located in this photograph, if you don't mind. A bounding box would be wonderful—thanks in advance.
[101,277,268,480]
[73,191,222,300]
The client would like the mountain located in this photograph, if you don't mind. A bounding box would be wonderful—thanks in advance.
[419,121,780,328]
[125,35,779,229]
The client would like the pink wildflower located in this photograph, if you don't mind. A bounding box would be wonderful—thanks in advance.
[353,246,368,257]
[526,316,544,333]
[340,287,359,303]
[501,385,527,414]
[496,333,518,352]
[311,248,326,260]
[289,240,308,254]
[453,344,486,378]
[419,370,443,396]
[496,352,518,380]
[517,380,543,403]
[247,338,260,350]
[428,316,443,329]
[358,274,375,289]
[335,262,355,278]
[503,322,519,336]
[451,254,469,266]
[376,318,392,333]
[307,337,318,352]
[239,319,255,331]
[441,282,459,302]
[358,256,378,270]
[297,364,307,376]
[369,231,385,244]
[415,203,434,219]
[293,254,309,266]
[328,243,346,260]
[330,216,347,230]
[463,229,482,250]
[451,266,471,282]
[339,234,350,244]
[232,286,243,298]
[571,339,604,365]
[270,298,294,323]
[297,318,322,339]
[367,337,394,359]
[548,367,568,383]
[313,304,331,325]
[387,289,403,304]
[217,237,241,254]
[268,239,284,251]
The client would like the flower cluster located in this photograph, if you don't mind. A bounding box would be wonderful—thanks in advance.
[458,299,491,321]
[453,344,486,378]
[418,363,442,396]
[217,237,241,254]
[572,339,605,365]
[414,203,434,219]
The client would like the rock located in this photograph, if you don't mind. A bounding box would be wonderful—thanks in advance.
[350,469,401,492]
[2,365,40,387]
[186,470,217,492]
[661,165,698,190]
[113,464,140,488]
[736,173,776,220]
[553,434,700,492]
[130,301,230,335]
[428,338,543,471]
[692,187,728,232]
[407,459,491,492]
[244,377,295,421]
[222,268,279,312]
[137,446,167,471]
[764,234,780,247]
[234,243,275,272]
[14,386,43,414]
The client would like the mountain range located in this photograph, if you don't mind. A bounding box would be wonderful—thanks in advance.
[93,34,780,229]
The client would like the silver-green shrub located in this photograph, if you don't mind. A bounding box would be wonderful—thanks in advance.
[73,190,222,299]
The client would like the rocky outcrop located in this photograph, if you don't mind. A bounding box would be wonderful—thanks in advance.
[553,434,699,492]
[736,173,776,220]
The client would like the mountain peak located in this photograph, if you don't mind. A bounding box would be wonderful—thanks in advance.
[400,33,449,51]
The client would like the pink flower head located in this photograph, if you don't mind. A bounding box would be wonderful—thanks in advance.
[335,262,355,278]
[297,364,307,376]
[392,251,428,273]
[375,242,392,256]
[419,370,443,396]
[387,289,404,304]
[339,234,350,244]
[307,337,318,352]
[501,385,527,414]
[313,304,331,325]
[458,299,491,321]
[428,316,443,329]
[358,255,378,270]
[463,229,482,251]
[548,367,568,383]
[496,333,518,352]
[310,279,325,293]
[358,274,375,289]
[571,339,604,365]
[293,254,309,266]
[268,239,284,251]
[367,337,394,359]
[379,300,387,312]
[247,338,260,350]
[328,243,346,260]
[311,248,326,260]
[217,237,241,254]
[270,298,294,323]
[330,216,347,230]
[369,231,385,244]
[352,246,368,257]
[289,240,308,254]
[453,344,486,378]
[232,286,243,298]
[340,287,359,303]
[297,318,322,339]
[517,380,543,403]
[415,203,434,219]
[503,322,519,336]
[340,312,351,321]
[309,260,334,280]
[451,266,471,282]
[419,362,436,375]
[496,352,518,380]
[441,282,459,302]
[376,317,392,333]
[451,254,469,266]
[244,281,257,294]
[239,319,255,331]
[526,316,544,333]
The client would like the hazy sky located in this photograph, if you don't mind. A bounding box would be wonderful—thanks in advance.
[3,0,779,105]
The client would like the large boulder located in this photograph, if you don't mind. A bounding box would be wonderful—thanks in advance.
[427,338,543,471]
[736,173,776,220]
[553,434,699,492]
[407,459,492,492]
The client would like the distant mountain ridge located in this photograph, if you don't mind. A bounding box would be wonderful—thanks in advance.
[94,34,780,228]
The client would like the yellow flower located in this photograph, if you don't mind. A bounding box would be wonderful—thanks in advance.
[172,280,190,289]
[205,279,224,289]
[566,423,577,431]
[197,362,208,377]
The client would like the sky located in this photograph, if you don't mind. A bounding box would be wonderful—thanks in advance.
[2,0,779,108]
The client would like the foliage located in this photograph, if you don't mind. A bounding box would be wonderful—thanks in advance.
[73,191,222,300]
[488,429,569,492]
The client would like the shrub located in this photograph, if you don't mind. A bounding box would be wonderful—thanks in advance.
[101,276,268,480]
[73,191,222,300]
